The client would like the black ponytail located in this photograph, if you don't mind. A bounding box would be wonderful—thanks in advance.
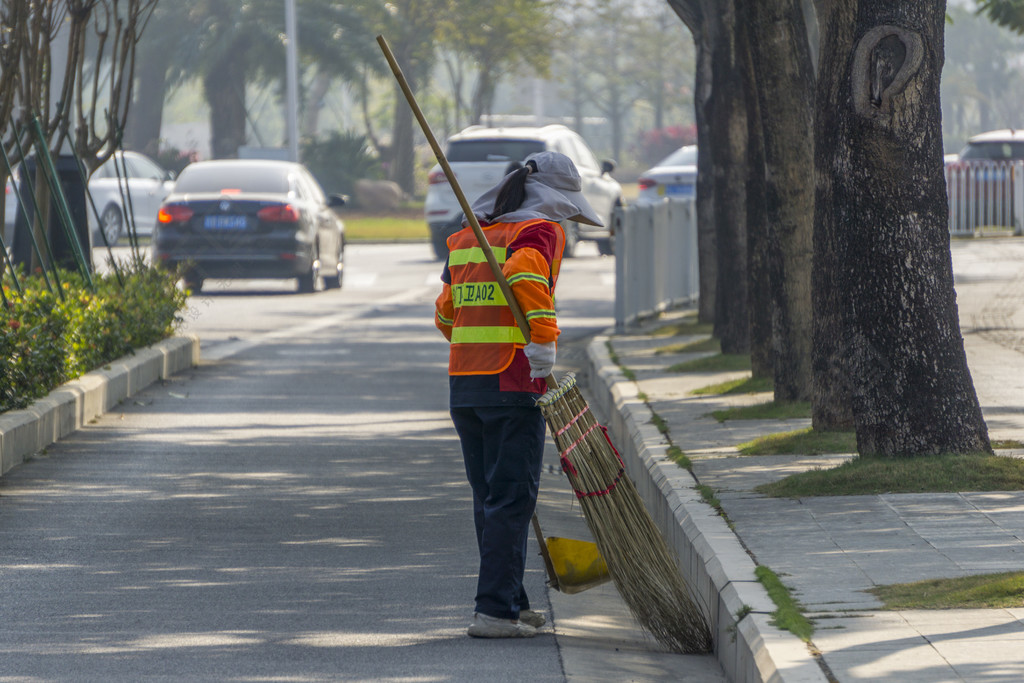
[486,159,538,221]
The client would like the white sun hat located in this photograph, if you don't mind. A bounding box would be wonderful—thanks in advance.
[467,151,604,228]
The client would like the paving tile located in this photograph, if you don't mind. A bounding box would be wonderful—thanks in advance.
[898,610,1024,642]
[810,613,924,651]
[821,648,960,683]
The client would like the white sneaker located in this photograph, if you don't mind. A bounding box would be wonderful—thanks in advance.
[519,609,546,628]
[467,612,537,638]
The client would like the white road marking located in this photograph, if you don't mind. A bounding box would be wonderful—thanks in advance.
[202,287,434,361]
[347,272,378,288]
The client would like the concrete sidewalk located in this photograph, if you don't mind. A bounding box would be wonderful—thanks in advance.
[585,284,1024,682]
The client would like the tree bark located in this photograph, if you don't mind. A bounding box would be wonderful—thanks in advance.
[204,52,248,159]
[124,46,167,157]
[815,0,990,455]
[668,0,717,324]
[709,0,749,354]
[812,1,855,430]
[740,6,772,379]
[391,80,416,196]
[747,0,816,401]
[300,70,333,140]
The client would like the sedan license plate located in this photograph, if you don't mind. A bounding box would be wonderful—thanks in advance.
[204,215,248,230]
[665,184,695,198]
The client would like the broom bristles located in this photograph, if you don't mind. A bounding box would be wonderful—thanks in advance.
[538,373,712,654]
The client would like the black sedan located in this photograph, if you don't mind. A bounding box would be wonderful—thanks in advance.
[152,159,346,293]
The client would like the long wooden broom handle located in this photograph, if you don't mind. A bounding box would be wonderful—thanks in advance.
[377,35,557,390]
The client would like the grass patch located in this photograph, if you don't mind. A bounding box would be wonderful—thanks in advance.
[738,427,857,455]
[756,452,1024,498]
[692,375,773,396]
[710,401,810,423]
[667,445,691,469]
[606,341,637,380]
[343,215,429,241]
[755,566,813,641]
[650,315,713,338]
[697,484,721,510]
[656,337,720,355]
[869,572,1024,609]
[669,353,751,373]
[651,412,670,436]
[994,439,1024,449]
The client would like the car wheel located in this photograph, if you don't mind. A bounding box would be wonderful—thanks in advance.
[183,274,203,293]
[323,252,343,290]
[596,238,614,256]
[99,204,123,245]
[431,230,450,261]
[297,251,320,294]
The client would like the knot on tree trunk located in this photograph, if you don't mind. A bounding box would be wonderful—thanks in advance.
[851,25,923,123]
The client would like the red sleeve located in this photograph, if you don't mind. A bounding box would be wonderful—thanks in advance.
[503,221,560,345]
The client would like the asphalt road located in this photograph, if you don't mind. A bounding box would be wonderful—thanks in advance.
[1,242,720,681]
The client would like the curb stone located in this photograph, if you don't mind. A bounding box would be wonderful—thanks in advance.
[0,335,200,477]
[585,333,829,683]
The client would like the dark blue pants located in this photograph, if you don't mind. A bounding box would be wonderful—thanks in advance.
[451,406,546,620]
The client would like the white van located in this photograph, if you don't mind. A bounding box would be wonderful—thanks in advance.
[424,125,622,260]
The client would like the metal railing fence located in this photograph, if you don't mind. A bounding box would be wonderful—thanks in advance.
[613,198,699,331]
[610,166,1023,330]
[945,160,1024,236]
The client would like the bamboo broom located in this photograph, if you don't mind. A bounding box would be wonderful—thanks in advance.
[377,35,711,654]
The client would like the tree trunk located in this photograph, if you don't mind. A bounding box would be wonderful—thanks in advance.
[204,52,248,159]
[693,24,717,325]
[747,0,816,401]
[300,70,333,140]
[391,80,416,196]
[812,1,855,430]
[667,1,718,325]
[816,0,990,455]
[709,0,749,354]
[123,45,167,157]
[740,7,772,379]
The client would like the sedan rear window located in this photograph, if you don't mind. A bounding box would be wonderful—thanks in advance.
[959,141,1024,161]
[447,139,546,163]
[658,146,698,167]
[174,165,290,194]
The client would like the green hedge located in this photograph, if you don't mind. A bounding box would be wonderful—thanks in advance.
[1,264,187,413]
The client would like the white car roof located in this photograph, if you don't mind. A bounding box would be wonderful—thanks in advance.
[448,124,573,142]
[967,129,1024,143]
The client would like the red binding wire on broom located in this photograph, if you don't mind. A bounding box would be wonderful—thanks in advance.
[554,405,589,437]
[559,423,627,499]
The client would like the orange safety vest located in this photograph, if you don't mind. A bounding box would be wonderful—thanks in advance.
[446,218,565,375]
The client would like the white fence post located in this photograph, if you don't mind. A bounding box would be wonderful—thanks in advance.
[614,205,630,331]
[1015,161,1024,236]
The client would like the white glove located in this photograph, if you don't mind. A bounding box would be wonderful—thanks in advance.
[524,341,556,379]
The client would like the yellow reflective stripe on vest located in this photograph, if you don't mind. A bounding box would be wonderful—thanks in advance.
[448,245,508,267]
[450,326,527,345]
[506,272,550,287]
[451,281,508,307]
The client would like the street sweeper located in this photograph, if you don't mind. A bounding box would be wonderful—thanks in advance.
[434,151,604,639]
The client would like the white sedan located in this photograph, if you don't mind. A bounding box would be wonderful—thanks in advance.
[89,151,176,245]
[636,145,698,204]
[3,151,175,248]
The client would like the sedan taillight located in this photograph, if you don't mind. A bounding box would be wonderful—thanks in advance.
[428,169,449,185]
[158,204,194,223]
[637,177,657,191]
[258,204,300,222]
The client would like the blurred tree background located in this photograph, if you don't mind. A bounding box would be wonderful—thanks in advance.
[121,0,697,196]
[116,0,1024,197]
